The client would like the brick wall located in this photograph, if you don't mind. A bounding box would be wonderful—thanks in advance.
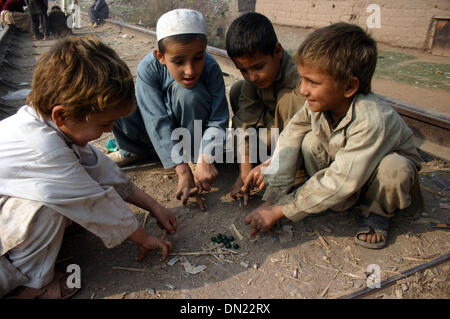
[255,0,450,49]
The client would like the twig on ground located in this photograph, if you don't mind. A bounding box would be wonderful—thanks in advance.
[420,185,444,197]
[313,227,330,251]
[315,264,362,279]
[142,211,149,228]
[403,256,433,262]
[321,266,342,297]
[168,249,238,256]
[112,266,150,272]
[231,223,244,241]
[271,270,314,287]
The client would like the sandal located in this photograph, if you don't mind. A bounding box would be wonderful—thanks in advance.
[354,212,389,249]
[6,272,80,299]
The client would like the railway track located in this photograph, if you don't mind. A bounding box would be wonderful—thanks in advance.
[1,18,449,161]
[0,18,448,300]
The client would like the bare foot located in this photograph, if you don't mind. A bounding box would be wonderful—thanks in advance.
[357,230,384,244]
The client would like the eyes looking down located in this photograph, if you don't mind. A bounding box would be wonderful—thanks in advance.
[232,45,283,89]
[156,38,207,89]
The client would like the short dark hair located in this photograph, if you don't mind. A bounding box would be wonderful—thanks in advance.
[157,33,207,55]
[225,12,278,59]
[294,22,377,95]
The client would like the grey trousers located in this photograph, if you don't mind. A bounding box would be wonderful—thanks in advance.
[0,205,68,297]
[301,131,424,218]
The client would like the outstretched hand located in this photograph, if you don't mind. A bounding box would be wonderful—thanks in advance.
[244,202,284,237]
[151,204,177,234]
[176,164,205,211]
[136,230,173,262]
[231,163,267,207]
[194,161,218,193]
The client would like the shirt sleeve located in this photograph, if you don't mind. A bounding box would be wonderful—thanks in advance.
[199,54,230,156]
[232,81,271,156]
[278,112,391,221]
[262,100,311,203]
[15,146,139,249]
[135,55,181,168]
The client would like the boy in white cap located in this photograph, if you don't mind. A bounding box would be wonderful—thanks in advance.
[109,9,229,211]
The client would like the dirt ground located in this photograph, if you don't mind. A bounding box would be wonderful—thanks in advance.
[66,18,449,300]
[1,11,449,301]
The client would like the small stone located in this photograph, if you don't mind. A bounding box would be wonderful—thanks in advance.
[146,288,156,295]
[293,268,298,279]
[424,269,434,277]
[167,256,181,266]
[393,256,403,264]
[401,283,408,292]
[252,263,259,270]
[395,287,403,299]
[354,281,363,288]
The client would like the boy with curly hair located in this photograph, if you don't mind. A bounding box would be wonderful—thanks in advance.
[0,36,177,298]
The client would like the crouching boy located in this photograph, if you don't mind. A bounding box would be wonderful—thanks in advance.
[0,36,177,298]
[225,13,305,205]
[109,9,229,211]
[244,23,423,249]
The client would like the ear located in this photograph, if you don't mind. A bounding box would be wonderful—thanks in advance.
[274,43,283,59]
[51,105,66,127]
[154,49,165,65]
[344,77,360,98]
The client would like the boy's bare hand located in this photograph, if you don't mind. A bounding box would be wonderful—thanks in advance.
[244,202,284,237]
[150,204,177,234]
[194,161,218,193]
[230,162,253,205]
[239,164,267,206]
[230,175,246,201]
[175,163,205,211]
[136,231,173,262]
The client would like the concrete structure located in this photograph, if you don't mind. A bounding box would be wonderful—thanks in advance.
[255,0,450,52]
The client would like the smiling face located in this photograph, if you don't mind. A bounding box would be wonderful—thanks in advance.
[54,105,132,147]
[297,63,357,118]
[231,44,283,89]
[155,38,207,89]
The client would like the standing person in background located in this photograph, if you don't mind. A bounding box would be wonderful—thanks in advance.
[88,0,108,28]
[26,0,49,40]
[48,5,71,37]
[0,0,32,33]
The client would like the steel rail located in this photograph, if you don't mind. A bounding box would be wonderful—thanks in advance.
[38,15,450,161]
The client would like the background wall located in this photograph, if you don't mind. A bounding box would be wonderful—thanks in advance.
[255,0,450,49]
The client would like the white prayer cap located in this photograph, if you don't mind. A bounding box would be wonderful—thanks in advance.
[156,9,207,42]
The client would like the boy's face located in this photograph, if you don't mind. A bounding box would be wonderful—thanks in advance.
[55,106,131,147]
[155,38,206,89]
[232,44,283,89]
[297,63,350,116]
